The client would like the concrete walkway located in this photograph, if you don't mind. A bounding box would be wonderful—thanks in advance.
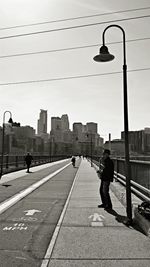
[48,159,150,267]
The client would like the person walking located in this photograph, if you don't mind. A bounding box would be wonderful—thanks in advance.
[25,152,33,173]
[97,149,114,210]
[71,156,76,167]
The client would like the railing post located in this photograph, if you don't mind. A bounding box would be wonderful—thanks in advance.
[116,158,119,181]
[6,155,9,169]
[23,155,26,166]
[15,155,18,168]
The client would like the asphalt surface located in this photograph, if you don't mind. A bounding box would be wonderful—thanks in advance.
[0,159,81,267]
[0,159,71,203]
[47,159,150,267]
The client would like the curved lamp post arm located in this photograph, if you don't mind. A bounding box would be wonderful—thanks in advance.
[102,24,126,65]
[3,111,12,124]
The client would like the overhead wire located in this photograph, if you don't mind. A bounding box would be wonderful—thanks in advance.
[0,6,150,31]
[0,8,149,86]
[0,14,150,40]
[0,67,149,86]
[0,37,149,59]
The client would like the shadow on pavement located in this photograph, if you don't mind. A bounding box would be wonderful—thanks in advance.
[105,208,145,234]
[2,184,12,187]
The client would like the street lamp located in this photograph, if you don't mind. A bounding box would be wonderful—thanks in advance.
[0,111,13,178]
[93,24,132,223]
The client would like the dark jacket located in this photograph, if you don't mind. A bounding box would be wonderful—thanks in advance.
[101,157,114,182]
[25,154,33,164]
[71,157,76,163]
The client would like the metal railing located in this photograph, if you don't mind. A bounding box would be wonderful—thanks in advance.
[0,154,70,175]
[92,156,150,202]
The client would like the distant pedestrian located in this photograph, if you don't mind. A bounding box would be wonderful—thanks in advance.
[25,152,33,173]
[71,156,76,167]
[97,149,114,210]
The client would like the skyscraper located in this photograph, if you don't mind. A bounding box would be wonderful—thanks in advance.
[61,114,69,131]
[51,117,61,131]
[86,122,97,134]
[37,109,47,135]
[73,123,83,141]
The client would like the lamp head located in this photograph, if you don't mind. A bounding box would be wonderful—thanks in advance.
[93,45,115,62]
[8,118,13,124]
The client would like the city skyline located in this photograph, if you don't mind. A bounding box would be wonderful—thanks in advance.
[0,0,150,140]
[1,109,150,156]
[1,108,150,142]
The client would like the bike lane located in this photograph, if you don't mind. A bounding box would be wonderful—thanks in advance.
[0,160,81,267]
[0,159,71,204]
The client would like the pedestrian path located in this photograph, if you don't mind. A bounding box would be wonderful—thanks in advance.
[47,159,150,267]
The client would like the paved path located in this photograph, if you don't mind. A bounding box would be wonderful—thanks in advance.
[46,159,150,267]
[0,159,69,185]
[0,159,80,267]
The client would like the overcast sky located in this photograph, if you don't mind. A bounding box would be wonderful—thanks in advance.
[0,0,150,140]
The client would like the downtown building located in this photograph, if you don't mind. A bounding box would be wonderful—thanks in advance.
[73,122,103,156]
[37,109,50,154]
[50,114,73,156]
[50,114,103,156]
[0,124,36,155]
[121,127,150,155]
[104,127,150,157]
[37,109,49,140]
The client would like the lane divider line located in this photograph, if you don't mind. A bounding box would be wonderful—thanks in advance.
[0,162,71,215]
[40,161,81,267]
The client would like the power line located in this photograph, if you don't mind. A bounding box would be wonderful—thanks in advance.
[0,37,149,59]
[0,67,149,86]
[0,6,150,31]
[0,14,150,40]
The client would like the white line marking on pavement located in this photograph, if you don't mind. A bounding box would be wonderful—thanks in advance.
[3,223,28,231]
[88,213,105,227]
[24,209,41,216]
[40,162,80,267]
[0,162,71,215]
[15,257,27,260]
[91,221,104,227]
[12,217,37,222]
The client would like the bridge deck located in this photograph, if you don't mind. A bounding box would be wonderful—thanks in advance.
[45,159,150,267]
[0,158,149,267]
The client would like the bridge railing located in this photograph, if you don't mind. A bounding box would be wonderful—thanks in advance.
[0,154,71,175]
[91,156,150,202]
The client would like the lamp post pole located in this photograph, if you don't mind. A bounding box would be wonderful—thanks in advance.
[49,136,51,162]
[93,24,132,223]
[0,111,13,178]
[90,134,93,167]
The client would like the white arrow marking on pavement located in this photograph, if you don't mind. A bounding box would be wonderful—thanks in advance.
[88,213,105,226]
[89,213,104,222]
[24,209,41,216]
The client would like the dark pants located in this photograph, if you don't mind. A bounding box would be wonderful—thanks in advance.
[26,163,31,173]
[100,180,112,208]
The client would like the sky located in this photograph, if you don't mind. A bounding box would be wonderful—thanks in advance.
[0,0,150,141]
